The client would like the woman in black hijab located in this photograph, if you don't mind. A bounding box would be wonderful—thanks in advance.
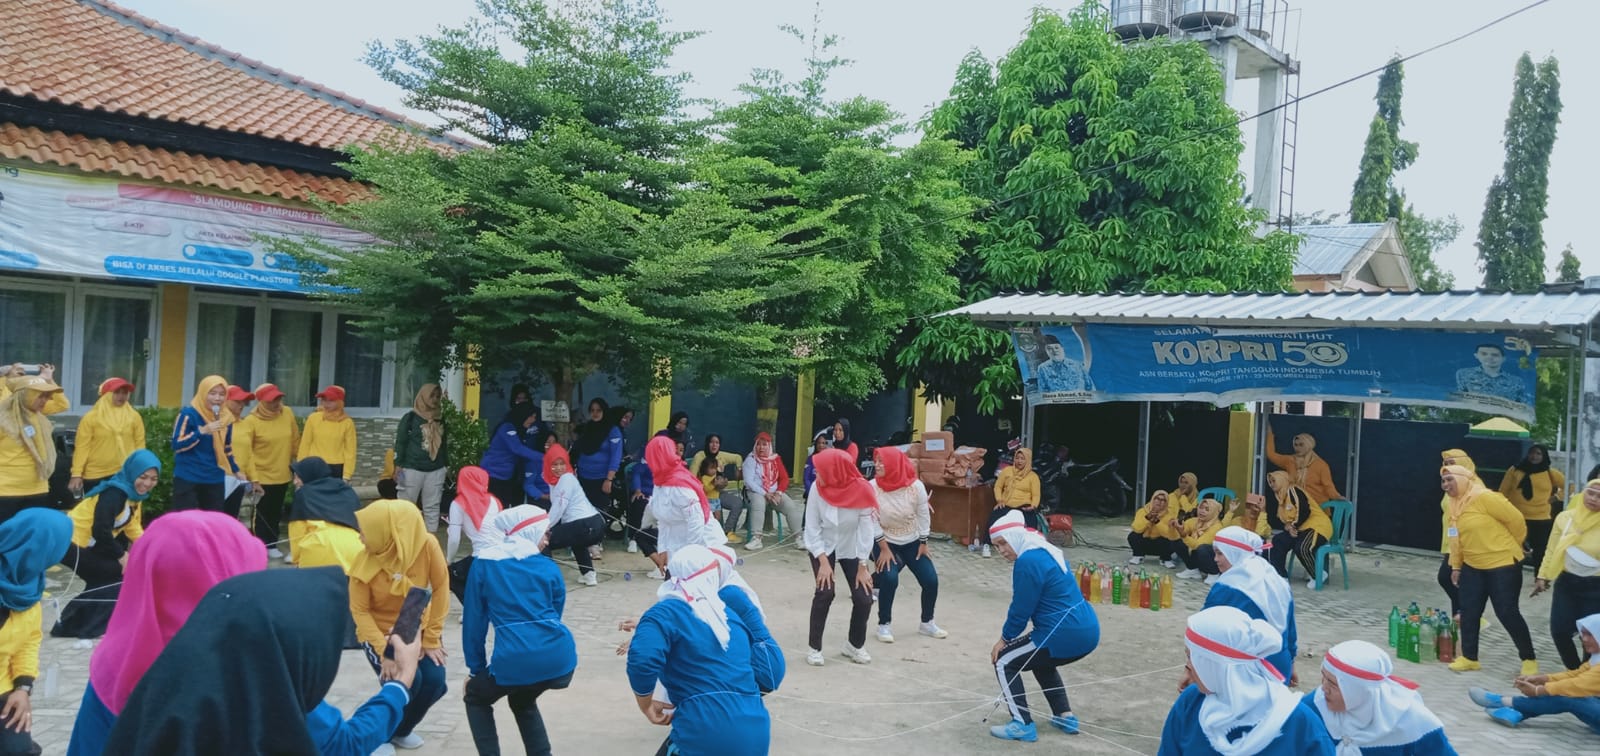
[108,567,422,756]
[1499,443,1566,568]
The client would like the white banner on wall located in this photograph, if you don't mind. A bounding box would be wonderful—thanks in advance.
[0,163,370,293]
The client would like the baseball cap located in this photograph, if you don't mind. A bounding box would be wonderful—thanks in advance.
[99,377,135,395]
[226,385,255,402]
[316,385,346,402]
[254,383,285,403]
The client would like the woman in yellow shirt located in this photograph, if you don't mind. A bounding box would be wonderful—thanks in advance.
[55,449,158,639]
[234,383,299,558]
[69,377,145,496]
[0,508,73,752]
[350,499,449,749]
[299,385,356,480]
[984,448,1041,557]
[0,365,67,415]
[1442,464,1539,674]
[1265,421,1343,506]
[1223,492,1273,540]
[1127,490,1181,566]
[1265,470,1333,587]
[1176,497,1225,580]
[1171,472,1200,524]
[0,376,63,522]
[285,458,363,571]
[1532,478,1600,670]
[1438,449,1481,619]
[1500,444,1566,570]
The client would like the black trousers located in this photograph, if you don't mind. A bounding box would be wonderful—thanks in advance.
[1438,557,1460,616]
[327,464,344,480]
[1459,562,1536,661]
[488,477,524,509]
[994,633,1086,725]
[808,553,872,650]
[0,691,34,754]
[1526,518,1554,571]
[53,544,124,639]
[463,670,573,756]
[983,507,1039,545]
[627,495,651,544]
[1551,573,1600,670]
[579,477,624,540]
[1187,544,1221,575]
[1127,532,1181,559]
[448,556,476,604]
[253,483,290,546]
[0,494,52,527]
[1269,529,1329,578]
[544,514,605,575]
[171,477,224,512]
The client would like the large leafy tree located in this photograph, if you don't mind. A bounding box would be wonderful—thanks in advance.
[1477,53,1563,293]
[898,6,1296,411]
[278,0,853,410]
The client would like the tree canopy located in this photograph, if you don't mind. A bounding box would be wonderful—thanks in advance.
[1478,53,1563,293]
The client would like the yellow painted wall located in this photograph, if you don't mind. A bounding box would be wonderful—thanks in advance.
[1226,410,1256,499]
[792,371,815,481]
[155,284,189,407]
[911,385,928,439]
[463,346,481,418]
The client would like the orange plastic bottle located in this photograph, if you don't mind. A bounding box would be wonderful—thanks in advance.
[1139,576,1152,609]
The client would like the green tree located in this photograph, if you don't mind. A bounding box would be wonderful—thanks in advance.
[1477,53,1563,292]
[1349,114,1394,223]
[1395,199,1459,291]
[898,7,1296,411]
[277,0,854,413]
[1557,244,1582,283]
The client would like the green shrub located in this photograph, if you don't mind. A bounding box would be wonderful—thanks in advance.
[443,397,488,483]
[136,406,178,519]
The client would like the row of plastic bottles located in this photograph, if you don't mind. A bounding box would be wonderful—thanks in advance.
[1388,602,1456,663]
[1076,562,1173,610]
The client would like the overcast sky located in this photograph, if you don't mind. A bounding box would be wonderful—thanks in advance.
[121,0,1595,287]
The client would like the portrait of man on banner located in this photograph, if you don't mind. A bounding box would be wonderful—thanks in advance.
[1454,342,1528,404]
[1016,326,1094,398]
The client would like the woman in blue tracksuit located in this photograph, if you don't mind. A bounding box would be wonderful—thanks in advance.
[521,429,555,508]
[169,374,236,511]
[626,545,771,756]
[572,400,626,524]
[704,544,784,693]
[463,505,577,756]
[986,510,1101,742]
[480,402,542,509]
[1202,525,1299,685]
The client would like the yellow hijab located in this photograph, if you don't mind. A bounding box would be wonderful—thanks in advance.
[1268,469,1313,512]
[1440,449,1481,481]
[1177,471,1198,497]
[412,383,443,461]
[189,375,235,472]
[88,378,141,438]
[1443,464,1491,554]
[0,377,59,478]
[1553,480,1600,558]
[351,499,432,596]
[317,386,349,424]
[1291,433,1320,487]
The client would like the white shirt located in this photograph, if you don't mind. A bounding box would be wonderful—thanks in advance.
[874,480,930,545]
[548,473,599,525]
[804,486,880,560]
[650,485,727,556]
[446,497,503,559]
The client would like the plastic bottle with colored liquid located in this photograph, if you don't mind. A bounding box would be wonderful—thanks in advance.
[1149,576,1161,611]
[1436,613,1455,662]
[1388,606,1401,647]
[1112,568,1123,605]
[1161,574,1173,608]
[1089,569,1102,603]
[1419,615,1437,660]
[1099,568,1111,605]
[1139,575,1152,609]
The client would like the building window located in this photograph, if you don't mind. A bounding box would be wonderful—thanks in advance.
[268,308,322,405]
[0,289,65,374]
[192,302,255,391]
[79,294,151,405]
[334,314,384,407]
[391,341,436,410]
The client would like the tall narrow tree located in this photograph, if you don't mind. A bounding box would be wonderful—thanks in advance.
[1556,244,1582,283]
[1477,53,1564,292]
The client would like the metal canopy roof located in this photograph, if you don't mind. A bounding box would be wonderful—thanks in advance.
[944,290,1600,331]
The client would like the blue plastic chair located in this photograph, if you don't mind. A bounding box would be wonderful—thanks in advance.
[741,487,786,543]
[1196,486,1237,509]
[1286,500,1353,591]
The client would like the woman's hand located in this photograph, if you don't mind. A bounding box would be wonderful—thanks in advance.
[1514,679,1545,697]
[1451,568,1461,587]
[615,640,631,656]
[423,647,448,666]
[385,634,422,688]
[991,639,1006,665]
[1,688,29,733]
[649,552,669,570]
[1531,578,1550,598]
[618,618,638,632]
[854,564,873,592]
[874,545,894,573]
[917,542,930,561]
[1176,666,1195,693]
[815,563,833,592]
[636,694,674,725]
[602,479,613,495]
[68,477,83,496]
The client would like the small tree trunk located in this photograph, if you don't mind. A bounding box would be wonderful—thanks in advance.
[553,366,577,441]
[755,381,779,435]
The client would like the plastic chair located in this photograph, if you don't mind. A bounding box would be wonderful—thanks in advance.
[742,487,786,543]
[1196,486,1237,509]
[1286,500,1353,591]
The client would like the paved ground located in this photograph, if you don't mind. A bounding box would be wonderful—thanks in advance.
[31,516,1600,754]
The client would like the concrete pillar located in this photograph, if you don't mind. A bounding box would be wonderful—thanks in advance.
[155,284,189,407]
[1226,409,1256,499]
[1252,66,1285,218]
[792,371,815,481]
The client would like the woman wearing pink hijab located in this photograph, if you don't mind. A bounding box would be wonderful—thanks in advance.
[65,511,266,756]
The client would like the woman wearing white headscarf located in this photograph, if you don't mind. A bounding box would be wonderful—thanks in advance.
[625,545,771,756]
[462,505,575,756]
[1311,640,1455,754]
[1202,526,1299,685]
[986,510,1100,742]
[1468,612,1600,732]
[702,545,783,693]
[1158,606,1334,756]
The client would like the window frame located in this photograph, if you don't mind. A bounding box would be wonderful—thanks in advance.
[0,279,159,412]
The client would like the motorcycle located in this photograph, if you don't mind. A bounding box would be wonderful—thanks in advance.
[1060,456,1134,517]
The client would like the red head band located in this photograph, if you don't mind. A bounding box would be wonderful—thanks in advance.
[1324,652,1419,690]
[1185,628,1286,682]
[508,515,548,535]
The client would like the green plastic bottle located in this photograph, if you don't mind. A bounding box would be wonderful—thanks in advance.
[1388,606,1401,648]
[1112,568,1123,605]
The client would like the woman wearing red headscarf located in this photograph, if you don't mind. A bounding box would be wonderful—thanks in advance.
[645,436,726,571]
[541,444,606,587]
[736,432,804,552]
[871,446,947,644]
[803,448,882,667]
[445,465,504,601]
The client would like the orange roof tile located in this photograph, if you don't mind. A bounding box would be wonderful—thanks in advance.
[0,122,369,204]
[1,0,473,152]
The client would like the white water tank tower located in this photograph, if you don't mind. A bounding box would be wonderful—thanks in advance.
[1173,0,1239,31]
[1110,1,1170,40]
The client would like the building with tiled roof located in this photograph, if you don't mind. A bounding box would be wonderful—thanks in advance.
[0,0,456,479]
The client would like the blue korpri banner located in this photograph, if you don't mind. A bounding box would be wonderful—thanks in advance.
[1013,324,1538,421]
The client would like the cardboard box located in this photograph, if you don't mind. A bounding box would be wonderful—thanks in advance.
[920,431,955,458]
[917,458,947,475]
[907,442,924,459]
[920,471,952,487]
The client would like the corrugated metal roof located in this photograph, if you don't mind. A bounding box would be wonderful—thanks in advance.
[1293,222,1387,276]
[944,290,1600,331]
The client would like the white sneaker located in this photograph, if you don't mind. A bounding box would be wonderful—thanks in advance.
[1307,579,1318,590]
[841,643,872,664]
[1204,574,1220,585]
[876,624,895,643]
[583,572,598,587]
[919,621,949,639]
[372,745,396,756]
[1161,559,1177,569]
[627,540,639,553]
[646,567,665,580]
[284,551,296,564]
[1176,568,1202,580]
[1128,555,1144,565]
[806,648,825,667]
[391,733,425,750]
[72,639,95,650]
[981,544,992,558]
[745,536,764,551]
[267,547,284,560]
[793,538,807,551]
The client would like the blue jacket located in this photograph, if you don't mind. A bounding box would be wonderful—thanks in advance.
[480,421,541,480]
[1003,550,1099,660]
[522,450,550,499]
[1204,582,1297,683]
[721,586,783,693]
[626,599,769,756]
[1158,686,1334,756]
[630,461,654,499]
[464,553,577,686]
[575,426,623,481]
[305,684,409,756]
[171,406,232,484]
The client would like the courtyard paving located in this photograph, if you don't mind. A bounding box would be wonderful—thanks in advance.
[30,515,1598,754]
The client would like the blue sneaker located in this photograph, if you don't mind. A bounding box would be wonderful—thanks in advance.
[1468,687,1503,709]
[1050,713,1080,735]
[1489,707,1524,728]
[989,720,1038,742]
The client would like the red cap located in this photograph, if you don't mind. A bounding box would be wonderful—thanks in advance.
[226,385,255,402]
[254,383,285,403]
[98,377,134,395]
[316,385,346,402]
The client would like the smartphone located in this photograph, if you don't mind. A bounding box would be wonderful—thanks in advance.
[16,364,40,376]
[382,586,432,660]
